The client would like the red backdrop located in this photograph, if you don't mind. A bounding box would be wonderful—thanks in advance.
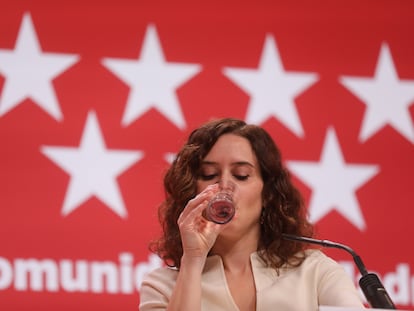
[1,0,413,310]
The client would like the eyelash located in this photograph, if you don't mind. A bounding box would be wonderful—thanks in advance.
[199,174,249,181]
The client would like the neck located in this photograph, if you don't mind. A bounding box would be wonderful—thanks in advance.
[211,235,258,272]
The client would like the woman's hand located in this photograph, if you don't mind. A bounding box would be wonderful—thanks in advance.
[177,184,224,259]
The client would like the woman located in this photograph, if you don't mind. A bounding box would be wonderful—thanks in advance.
[139,118,364,311]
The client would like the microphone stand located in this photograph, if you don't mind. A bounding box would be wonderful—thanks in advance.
[282,234,396,309]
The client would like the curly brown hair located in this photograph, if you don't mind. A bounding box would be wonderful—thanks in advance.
[149,118,314,269]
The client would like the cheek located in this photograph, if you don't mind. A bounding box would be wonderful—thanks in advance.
[196,180,213,194]
[238,184,263,210]
[196,182,202,193]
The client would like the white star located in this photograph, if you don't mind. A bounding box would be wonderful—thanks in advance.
[41,111,144,218]
[164,152,176,164]
[340,43,414,143]
[102,24,201,129]
[287,128,380,230]
[0,13,79,120]
[223,35,318,137]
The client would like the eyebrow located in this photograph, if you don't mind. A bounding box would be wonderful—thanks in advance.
[201,161,255,168]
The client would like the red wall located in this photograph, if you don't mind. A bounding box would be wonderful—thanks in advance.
[0,0,413,309]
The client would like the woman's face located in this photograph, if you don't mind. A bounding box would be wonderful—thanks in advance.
[196,133,264,233]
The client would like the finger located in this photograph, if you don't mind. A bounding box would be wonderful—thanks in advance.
[179,184,218,220]
[178,193,209,223]
[186,198,209,222]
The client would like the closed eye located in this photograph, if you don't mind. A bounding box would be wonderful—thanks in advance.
[199,174,218,181]
[235,175,249,181]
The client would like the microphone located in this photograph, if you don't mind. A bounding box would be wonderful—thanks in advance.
[282,233,396,309]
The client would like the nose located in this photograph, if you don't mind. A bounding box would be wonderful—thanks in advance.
[218,178,235,191]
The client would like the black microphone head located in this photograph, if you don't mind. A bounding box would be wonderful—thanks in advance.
[359,273,396,309]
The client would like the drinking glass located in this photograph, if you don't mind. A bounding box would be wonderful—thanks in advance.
[205,183,236,224]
